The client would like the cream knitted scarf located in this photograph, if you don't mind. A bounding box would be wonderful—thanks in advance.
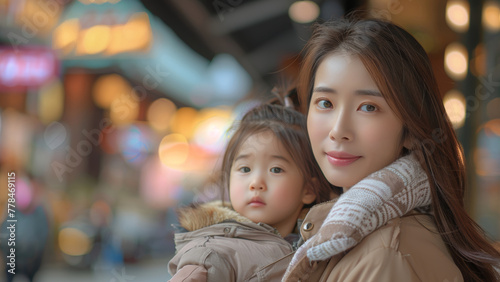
[283,153,431,280]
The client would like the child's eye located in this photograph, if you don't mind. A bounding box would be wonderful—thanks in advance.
[270,167,283,173]
[317,99,333,109]
[239,167,251,173]
[359,104,378,112]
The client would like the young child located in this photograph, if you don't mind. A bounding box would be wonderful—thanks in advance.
[167,102,335,281]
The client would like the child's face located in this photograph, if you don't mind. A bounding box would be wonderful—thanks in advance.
[307,53,405,190]
[229,131,315,237]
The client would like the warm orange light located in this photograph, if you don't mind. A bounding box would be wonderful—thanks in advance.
[109,91,139,126]
[38,79,64,124]
[170,107,198,139]
[443,90,466,129]
[17,0,62,34]
[446,1,469,32]
[79,25,111,55]
[58,227,92,256]
[483,119,500,136]
[193,107,233,153]
[483,1,500,31]
[444,43,468,80]
[147,98,177,133]
[92,74,131,109]
[289,1,320,24]
[53,19,80,55]
[159,134,190,167]
[107,13,152,55]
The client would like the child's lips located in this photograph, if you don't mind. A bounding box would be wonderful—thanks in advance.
[249,197,265,207]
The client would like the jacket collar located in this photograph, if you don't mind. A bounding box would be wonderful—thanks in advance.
[176,201,252,232]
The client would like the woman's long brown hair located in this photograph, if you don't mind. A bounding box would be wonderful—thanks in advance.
[297,17,500,281]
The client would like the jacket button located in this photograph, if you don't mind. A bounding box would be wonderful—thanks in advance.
[303,222,313,231]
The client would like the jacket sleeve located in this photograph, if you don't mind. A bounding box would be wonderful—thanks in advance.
[330,247,421,282]
[168,246,235,282]
[169,265,207,282]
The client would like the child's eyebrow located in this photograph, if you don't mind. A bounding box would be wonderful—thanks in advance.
[233,154,251,162]
[271,155,291,163]
[234,154,291,163]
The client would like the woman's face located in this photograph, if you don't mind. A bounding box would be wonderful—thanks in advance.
[307,53,405,189]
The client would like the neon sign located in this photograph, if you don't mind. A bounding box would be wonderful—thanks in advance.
[0,47,58,89]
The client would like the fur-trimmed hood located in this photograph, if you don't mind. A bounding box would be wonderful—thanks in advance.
[177,201,252,232]
[169,201,297,281]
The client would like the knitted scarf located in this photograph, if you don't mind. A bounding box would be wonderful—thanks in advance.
[283,153,431,281]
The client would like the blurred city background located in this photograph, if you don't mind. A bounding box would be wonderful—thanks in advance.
[0,0,499,281]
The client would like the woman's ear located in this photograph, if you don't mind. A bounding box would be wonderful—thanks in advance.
[403,135,415,150]
[402,129,414,151]
[302,182,317,205]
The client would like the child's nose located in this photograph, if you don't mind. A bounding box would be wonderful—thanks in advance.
[249,176,266,191]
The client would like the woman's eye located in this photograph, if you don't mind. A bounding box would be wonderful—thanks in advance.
[317,99,333,109]
[360,104,377,112]
[270,167,283,173]
[239,167,251,173]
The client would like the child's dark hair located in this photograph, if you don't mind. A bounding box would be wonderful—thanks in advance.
[218,102,340,207]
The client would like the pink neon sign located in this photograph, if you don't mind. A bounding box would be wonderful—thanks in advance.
[0,47,59,90]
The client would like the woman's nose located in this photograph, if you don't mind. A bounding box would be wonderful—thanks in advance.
[329,109,354,142]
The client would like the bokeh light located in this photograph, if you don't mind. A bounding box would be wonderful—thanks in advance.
[289,1,320,24]
[52,19,80,55]
[58,227,93,256]
[159,133,189,168]
[147,98,177,133]
[109,90,140,126]
[445,43,468,80]
[92,74,132,109]
[483,1,500,31]
[483,119,500,137]
[78,25,112,55]
[443,90,466,129]
[193,107,233,154]
[107,12,152,55]
[38,79,64,125]
[446,1,470,32]
[118,125,150,164]
[169,107,198,139]
[140,158,184,209]
[14,177,32,211]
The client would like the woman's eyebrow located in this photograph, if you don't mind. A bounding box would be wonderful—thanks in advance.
[312,86,336,94]
[355,89,382,97]
[312,87,382,97]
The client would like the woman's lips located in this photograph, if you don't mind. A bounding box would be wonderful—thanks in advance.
[326,151,361,166]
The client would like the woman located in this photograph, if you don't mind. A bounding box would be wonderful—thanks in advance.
[284,17,500,281]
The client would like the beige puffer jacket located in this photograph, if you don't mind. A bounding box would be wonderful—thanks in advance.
[168,201,297,282]
[284,201,463,281]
